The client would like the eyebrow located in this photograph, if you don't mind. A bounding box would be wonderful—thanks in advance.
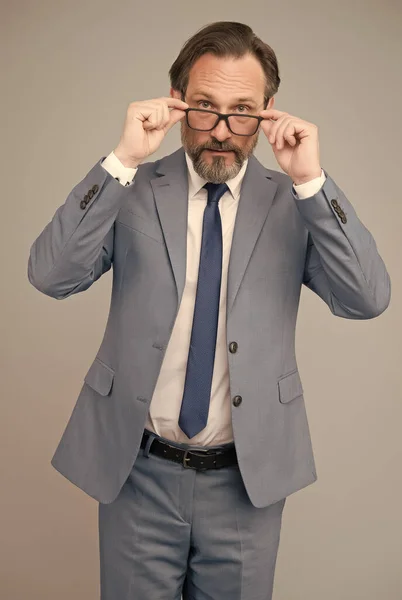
[193,91,257,107]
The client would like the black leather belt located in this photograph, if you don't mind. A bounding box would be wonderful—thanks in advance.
[140,429,238,471]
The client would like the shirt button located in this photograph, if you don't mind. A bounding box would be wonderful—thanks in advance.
[229,341,238,353]
[233,395,242,407]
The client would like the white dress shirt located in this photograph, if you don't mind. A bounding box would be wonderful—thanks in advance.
[101,150,326,445]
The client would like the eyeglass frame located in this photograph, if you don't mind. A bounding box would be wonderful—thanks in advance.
[181,97,271,137]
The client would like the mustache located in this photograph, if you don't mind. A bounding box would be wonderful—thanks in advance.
[202,144,237,152]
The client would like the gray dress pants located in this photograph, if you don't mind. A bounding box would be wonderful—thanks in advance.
[99,429,286,600]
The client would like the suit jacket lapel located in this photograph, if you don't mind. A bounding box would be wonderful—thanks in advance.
[227,155,278,315]
[150,147,278,314]
[151,148,189,304]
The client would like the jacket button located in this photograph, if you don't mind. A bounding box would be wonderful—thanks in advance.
[340,215,347,224]
[80,200,87,209]
[92,184,99,193]
[229,341,238,353]
[233,395,242,407]
[331,199,339,208]
[88,189,94,199]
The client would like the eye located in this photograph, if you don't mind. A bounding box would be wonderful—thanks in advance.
[237,105,250,112]
[198,100,211,109]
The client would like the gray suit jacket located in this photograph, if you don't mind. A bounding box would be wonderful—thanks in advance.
[28,147,391,508]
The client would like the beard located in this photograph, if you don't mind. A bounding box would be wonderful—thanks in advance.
[180,122,260,184]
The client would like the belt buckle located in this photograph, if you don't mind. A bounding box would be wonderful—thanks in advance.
[182,448,194,469]
[182,447,218,470]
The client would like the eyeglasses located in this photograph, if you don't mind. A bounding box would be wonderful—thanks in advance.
[183,107,265,137]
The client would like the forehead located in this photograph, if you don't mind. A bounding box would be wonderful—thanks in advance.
[187,53,265,101]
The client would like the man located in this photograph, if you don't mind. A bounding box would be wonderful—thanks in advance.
[28,21,391,600]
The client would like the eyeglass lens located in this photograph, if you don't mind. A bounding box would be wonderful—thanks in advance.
[187,110,259,135]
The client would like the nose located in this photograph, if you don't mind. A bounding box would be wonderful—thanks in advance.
[210,117,232,141]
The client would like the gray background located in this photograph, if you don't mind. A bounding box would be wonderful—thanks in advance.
[1,0,401,598]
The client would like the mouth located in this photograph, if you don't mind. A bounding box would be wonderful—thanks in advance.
[205,149,234,154]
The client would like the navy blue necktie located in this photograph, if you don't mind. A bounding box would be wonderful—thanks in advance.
[178,182,229,439]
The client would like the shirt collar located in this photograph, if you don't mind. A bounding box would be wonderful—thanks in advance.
[185,151,248,202]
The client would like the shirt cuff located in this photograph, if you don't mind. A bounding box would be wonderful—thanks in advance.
[292,169,326,199]
[101,151,138,186]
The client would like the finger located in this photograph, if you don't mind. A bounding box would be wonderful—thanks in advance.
[283,122,297,147]
[275,118,294,149]
[163,108,187,132]
[163,97,189,110]
[153,104,166,130]
[151,102,172,130]
[135,99,186,128]
[269,116,291,145]
[259,108,289,121]
[162,102,170,128]
[144,105,163,130]
[137,103,163,129]
[154,99,184,129]
[156,98,188,131]
[259,118,275,140]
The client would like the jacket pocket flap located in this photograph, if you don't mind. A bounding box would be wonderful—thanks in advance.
[278,369,303,404]
[84,358,115,396]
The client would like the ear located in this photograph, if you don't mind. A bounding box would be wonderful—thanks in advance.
[170,87,182,101]
[268,96,275,110]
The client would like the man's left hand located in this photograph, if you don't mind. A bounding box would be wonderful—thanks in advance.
[259,109,322,185]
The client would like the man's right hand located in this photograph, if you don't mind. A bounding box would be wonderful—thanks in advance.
[113,97,189,169]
